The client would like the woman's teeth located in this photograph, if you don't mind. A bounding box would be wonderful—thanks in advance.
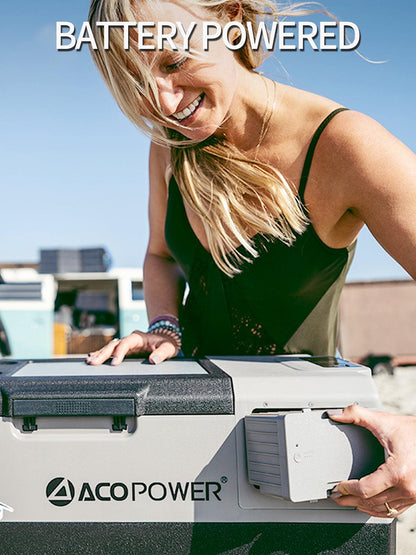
[172,95,202,122]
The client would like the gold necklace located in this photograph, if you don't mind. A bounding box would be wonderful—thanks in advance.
[254,78,277,160]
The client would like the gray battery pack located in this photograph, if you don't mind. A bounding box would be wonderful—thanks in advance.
[245,409,385,502]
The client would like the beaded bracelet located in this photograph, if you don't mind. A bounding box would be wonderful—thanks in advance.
[147,316,182,351]
[148,314,180,330]
[148,320,181,337]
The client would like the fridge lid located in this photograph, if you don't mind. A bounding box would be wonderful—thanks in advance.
[0,358,234,417]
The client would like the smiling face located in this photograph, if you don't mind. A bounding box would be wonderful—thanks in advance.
[132,1,245,141]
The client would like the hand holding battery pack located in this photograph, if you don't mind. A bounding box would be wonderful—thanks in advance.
[86,331,178,366]
[329,405,416,518]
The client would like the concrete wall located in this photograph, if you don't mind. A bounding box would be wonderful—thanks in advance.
[339,280,416,359]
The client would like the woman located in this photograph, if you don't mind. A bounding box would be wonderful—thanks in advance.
[86,0,416,519]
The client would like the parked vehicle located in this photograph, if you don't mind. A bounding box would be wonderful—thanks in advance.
[0,269,55,358]
[0,268,147,358]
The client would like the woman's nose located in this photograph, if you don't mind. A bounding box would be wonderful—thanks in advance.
[156,76,184,117]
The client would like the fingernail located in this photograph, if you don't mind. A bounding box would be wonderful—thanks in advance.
[111,357,120,366]
[151,354,161,365]
[89,356,98,363]
[330,492,343,499]
[331,484,349,496]
[326,409,344,416]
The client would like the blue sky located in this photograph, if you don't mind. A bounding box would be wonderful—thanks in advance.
[1,1,415,281]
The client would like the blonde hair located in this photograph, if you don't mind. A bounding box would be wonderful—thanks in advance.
[88,1,323,275]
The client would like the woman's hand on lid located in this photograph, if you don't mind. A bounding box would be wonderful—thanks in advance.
[85,331,179,366]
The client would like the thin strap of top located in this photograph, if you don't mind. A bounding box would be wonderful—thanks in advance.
[298,107,349,203]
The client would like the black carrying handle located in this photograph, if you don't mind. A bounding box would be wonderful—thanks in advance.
[12,397,136,417]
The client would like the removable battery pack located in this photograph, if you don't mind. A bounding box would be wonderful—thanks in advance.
[245,409,385,502]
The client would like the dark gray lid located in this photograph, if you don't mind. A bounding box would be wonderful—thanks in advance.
[0,358,234,417]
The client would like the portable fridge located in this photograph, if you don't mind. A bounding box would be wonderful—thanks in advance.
[0,355,395,554]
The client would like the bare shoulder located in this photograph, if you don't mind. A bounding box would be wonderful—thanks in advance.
[315,109,416,278]
[293,103,416,253]
[316,109,416,195]
[147,141,174,257]
[149,140,170,163]
[149,141,171,186]
[302,108,415,221]
[321,109,399,145]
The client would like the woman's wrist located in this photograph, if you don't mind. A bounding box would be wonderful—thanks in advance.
[147,314,182,352]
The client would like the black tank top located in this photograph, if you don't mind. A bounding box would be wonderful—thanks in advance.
[165,107,355,357]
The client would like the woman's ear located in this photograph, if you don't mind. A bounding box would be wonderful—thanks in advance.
[225,1,243,23]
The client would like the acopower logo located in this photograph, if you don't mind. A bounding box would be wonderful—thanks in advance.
[46,477,227,507]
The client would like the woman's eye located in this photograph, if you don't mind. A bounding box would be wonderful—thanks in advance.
[165,56,187,72]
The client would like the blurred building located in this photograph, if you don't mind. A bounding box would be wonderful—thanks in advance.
[339,279,416,364]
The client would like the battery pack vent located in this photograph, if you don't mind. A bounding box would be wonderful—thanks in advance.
[245,414,287,497]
